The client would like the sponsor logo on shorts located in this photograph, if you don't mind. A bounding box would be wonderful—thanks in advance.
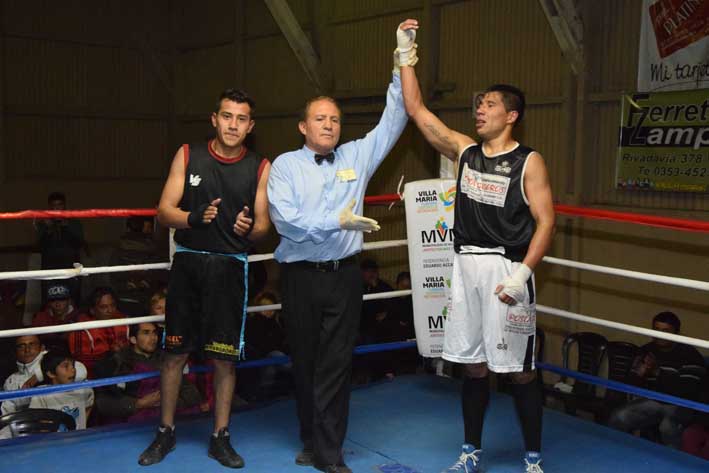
[165,335,184,348]
[496,338,508,351]
[204,341,239,356]
[506,312,535,324]
[504,305,536,336]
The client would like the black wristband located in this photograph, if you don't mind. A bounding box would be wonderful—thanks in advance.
[188,203,211,228]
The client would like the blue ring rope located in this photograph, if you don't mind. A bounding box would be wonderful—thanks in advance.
[2,341,707,414]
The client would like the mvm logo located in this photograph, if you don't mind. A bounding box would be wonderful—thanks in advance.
[421,217,454,244]
[427,305,448,330]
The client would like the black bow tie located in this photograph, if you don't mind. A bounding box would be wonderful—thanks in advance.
[314,152,335,165]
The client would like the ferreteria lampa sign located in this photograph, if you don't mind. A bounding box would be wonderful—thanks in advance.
[616,89,709,192]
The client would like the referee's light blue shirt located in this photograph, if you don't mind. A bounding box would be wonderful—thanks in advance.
[268,73,407,263]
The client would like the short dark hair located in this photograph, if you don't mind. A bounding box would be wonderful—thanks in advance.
[215,88,255,115]
[300,96,342,122]
[653,311,681,332]
[476,84,526,126]
[47,191,66,204]
[89,286,117,309]
[130,322,157,338]
[41,350,73,380]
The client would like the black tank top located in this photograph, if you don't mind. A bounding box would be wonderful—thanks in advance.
[174,141,266,254]
[453,143,535,262]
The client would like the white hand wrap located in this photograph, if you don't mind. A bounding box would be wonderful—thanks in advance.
[394,25,418,70]
[497,264,532,303]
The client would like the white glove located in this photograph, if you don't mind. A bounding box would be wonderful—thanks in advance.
[393,48,419,75]
[395,24,418,68]
[495,264,532,304]
[339,199,381,233]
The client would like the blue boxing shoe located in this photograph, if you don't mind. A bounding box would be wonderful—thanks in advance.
[442,444,481,473]
[523,451,543,473]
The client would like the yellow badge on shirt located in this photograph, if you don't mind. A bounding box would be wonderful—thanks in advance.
[336,168,357,182]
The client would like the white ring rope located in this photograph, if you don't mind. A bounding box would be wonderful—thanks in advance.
[0,240,410,281]
[0,238,705,348]
[542,256,709,292]
[537,305,709,350]
[2,291,707,352]
[1,242,704,293]
[0,291,414,340]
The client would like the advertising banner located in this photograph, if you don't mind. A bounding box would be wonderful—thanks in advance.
[638,0,709,92]
[404,179,456,357]
[617,89,709,192]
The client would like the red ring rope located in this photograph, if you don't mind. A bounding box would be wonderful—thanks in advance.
[1,196,707,233]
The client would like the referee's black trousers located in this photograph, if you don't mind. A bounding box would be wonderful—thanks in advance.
[280,259,362,466]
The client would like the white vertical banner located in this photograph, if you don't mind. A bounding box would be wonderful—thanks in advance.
[404,179,456,357]
[638,0,709,92]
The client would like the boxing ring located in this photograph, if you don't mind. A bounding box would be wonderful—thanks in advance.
[0,194,707,472]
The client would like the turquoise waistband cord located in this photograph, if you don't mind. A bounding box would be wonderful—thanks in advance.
[174,245,249,360]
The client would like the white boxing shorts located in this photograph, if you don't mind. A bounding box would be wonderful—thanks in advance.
[442,250,537,373]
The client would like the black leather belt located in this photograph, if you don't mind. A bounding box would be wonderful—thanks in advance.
[294,254,358,272]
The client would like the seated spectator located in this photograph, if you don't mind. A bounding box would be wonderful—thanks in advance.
[608,311,706,448]
[32,283,80,352]
[390,271,415,340]
[149,288,167,317]
[244,292,291,399]
[29,350,94,431]
[358,260,400,381]
[68,287,129,377]
[1,335,86,416]
[360,259,396,343]
[388,271,419,375]
[682,412,709,460]
[94,322,202,423]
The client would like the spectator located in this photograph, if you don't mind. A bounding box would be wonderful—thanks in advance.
[29,350,94,431]
[359,260,399,381]
[149,288,167,317]
[682,412,709,460]
[388,271,419,375]
[608,311,706,448]
[360,259,395,343]
[68,287,129,376]
[34,192,86,303]
[1,335,87,416]
[110,216,164,315]
[32,283,80,352]
[94,322,202,423]
[244,292,291,399]
[390,271,415,340]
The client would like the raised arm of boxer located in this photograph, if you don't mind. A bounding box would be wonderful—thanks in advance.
[398,20,475,161]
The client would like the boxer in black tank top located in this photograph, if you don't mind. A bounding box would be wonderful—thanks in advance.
[398,19,555,473]
[139,89,271,469]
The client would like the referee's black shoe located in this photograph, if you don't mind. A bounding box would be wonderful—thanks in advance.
[208,428,245,468]
[138,425,176,466]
